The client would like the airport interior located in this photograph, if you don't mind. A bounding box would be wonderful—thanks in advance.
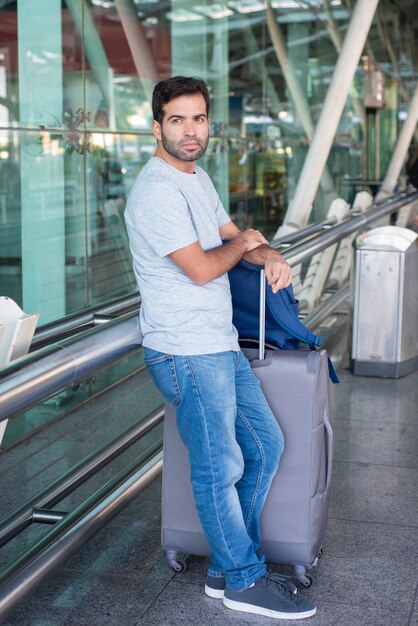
[0,0,417,624]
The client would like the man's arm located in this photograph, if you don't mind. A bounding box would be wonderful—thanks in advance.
[169,228,268,286]
[220,221,292,293]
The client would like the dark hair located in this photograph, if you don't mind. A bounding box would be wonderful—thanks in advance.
[152,76,210,124]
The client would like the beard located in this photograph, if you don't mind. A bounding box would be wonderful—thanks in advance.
[161,131,209,162]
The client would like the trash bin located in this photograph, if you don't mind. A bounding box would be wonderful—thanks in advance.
[350,225,418,378]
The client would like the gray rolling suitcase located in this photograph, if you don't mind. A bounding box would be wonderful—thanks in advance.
[162,271,333,586]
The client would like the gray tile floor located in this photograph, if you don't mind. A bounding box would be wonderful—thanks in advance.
[1,360,417,626]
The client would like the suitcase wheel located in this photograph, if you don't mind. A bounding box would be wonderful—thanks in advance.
[299,573,313,588]
[293,565,313,588]
[165,549,187,573]
[171,559,187,573]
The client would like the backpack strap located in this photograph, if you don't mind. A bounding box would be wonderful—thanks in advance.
[235,259,339,383]
[266,282,339,383]
[267,285,323,349]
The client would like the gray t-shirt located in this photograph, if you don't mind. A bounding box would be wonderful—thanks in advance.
[124,157,240,355]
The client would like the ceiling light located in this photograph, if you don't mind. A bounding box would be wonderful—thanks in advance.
[271,1,302,8]
[227,0,265,14]
[195,4,234,19]
[167,9,204,21]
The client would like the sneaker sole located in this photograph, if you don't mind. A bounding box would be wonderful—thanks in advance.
[223,597,317,620]
[204,584,224,599]
[205,585,295,600]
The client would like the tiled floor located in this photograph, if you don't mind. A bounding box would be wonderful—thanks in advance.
[1,359,417,626]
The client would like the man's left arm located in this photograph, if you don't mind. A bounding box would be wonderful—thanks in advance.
[220,220,292,294]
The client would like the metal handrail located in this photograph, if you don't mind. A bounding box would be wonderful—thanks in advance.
[0,312,142,423]
[0,448,164,622]
[31,190,407,350]
[0,190,416,425]
[25,217,338,353]
[0,408,164,547]
[31,216,336,348]
[305,285,350,330]
[272,216,337,247]
[31,294,141,349]
[276,191,418,265]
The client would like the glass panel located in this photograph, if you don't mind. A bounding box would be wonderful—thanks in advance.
[0,128,87,321]
[326,0,415,206]
[0,2,142,321]
[80,131,152,309]
[1,0,417,329]
[0,2,84,132]
[86,0,167,133]
[0,3,85,324]
[0,128,21,304]
[1,349,147,449]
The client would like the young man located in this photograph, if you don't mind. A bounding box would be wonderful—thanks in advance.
[125,76,316,620]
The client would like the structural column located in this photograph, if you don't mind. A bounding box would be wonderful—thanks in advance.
[276,0,379,235]
[18,0,65,322]
[380,82,418,194]
[114,0,158,104]
[266,0,336,211]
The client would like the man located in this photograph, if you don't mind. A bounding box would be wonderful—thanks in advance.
[125,76,316,620]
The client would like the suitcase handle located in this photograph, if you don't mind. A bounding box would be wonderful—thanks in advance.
[324,420,333,492]
[259,269,266,361]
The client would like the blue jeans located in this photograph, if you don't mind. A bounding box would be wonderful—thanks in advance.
[144,348,284,591]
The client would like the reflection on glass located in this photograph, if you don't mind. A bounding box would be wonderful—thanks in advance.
[0,0,415,324]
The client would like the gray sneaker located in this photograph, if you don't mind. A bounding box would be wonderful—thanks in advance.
[223,572,316,620]
[205,572,297,600]
[205,575,225,599]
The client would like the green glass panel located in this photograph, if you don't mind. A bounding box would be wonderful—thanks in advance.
[2,349,147,449]
[0,2,416,315]
[80,132,155,309]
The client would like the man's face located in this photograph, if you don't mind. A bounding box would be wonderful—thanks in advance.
[152,93,210,167]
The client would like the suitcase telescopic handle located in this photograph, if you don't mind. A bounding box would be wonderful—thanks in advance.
[259,269,266,361]
[324,420,334,492]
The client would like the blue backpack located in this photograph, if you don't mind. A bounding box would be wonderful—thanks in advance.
[228,259,339,383]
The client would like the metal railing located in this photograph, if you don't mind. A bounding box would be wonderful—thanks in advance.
[31,294,141,350]
[0,312,142,424]
[275,191,418,266]
[2,189,416,424]
[0,409,164,548]
[0,448,163,621]
[0,188,417,622]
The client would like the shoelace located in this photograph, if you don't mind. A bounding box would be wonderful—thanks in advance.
[265,572,297,597]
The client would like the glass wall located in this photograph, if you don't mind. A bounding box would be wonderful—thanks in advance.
[0,0,416,326]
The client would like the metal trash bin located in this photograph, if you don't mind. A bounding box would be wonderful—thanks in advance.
[351,225,418,378]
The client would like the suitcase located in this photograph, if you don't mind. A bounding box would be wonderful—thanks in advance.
[161,271,333,586]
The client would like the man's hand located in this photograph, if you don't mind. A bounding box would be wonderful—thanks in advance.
[232,228,268,253]
[264,250,292,293]
[220,221,292,292]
